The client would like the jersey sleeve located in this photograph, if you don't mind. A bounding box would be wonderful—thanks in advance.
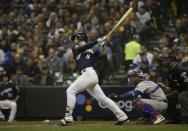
[92,46,101,57]
[72,41,98,55]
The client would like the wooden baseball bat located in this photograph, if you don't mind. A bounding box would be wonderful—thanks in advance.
[106,7,133,39]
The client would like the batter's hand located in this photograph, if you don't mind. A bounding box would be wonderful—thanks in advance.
[108,94,120,101]
[97,36,107,43]
[99,41,105,47]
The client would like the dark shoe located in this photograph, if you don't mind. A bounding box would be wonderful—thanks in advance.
[57,119,73,126]
[115,118,129,125]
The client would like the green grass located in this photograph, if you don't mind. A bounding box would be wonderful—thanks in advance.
[0,121,188,131]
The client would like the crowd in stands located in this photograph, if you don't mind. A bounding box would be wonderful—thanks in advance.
[0,0,187,86]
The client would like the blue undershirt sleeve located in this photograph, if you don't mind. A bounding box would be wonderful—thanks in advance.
[119,89,141,100]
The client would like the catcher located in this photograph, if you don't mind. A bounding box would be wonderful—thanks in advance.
[109,69,167,124]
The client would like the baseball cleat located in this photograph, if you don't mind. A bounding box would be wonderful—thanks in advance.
[115,118,129,125]
[152,114,165,124]
[57,119,73,126]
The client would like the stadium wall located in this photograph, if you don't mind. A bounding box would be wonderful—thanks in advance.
[16,86,138,120]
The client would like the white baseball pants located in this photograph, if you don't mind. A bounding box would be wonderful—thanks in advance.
[0,100,17,122]
[64,67,128,122]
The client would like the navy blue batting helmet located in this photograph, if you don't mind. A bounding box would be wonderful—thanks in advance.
[71,32,88,42]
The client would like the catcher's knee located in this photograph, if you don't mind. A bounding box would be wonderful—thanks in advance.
[134,99,144,111]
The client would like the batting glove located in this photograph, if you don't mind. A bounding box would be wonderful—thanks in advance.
[98,41,106,47]
[97,36,107,43]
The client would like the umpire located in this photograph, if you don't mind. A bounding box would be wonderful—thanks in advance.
[167,55,188,124]
[0,72,20,122]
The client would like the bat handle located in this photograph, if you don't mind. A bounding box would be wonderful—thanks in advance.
[106,31,113,40]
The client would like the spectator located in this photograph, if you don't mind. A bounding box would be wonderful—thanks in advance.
[136,5,151,26]
[34,64,54,86]
[181,46,188,67]
[46,12,58,29]
[123,36,141,73]
[0,72,20,122]
[6,53,25,75]
[63,51,76,76]
[133,45,153,72]
[129,0,145,10]
[58,46,68,69]
[147,68,160,83]
[45,48,63,74]
[158,37,169,50]
[0,0,186,89]
[96,45,113,85]
[0,67,5,81]
[23,57,40,84]
[11,67,31,87]
[0,46,5,65]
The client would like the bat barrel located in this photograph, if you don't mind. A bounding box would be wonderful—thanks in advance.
[106,7,133,39]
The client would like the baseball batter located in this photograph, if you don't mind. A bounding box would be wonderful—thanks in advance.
[109,69,167,124]
[58,32,128,126]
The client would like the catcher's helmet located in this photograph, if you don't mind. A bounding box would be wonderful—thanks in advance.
[127,68,145,78]
[71,32,88,42]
